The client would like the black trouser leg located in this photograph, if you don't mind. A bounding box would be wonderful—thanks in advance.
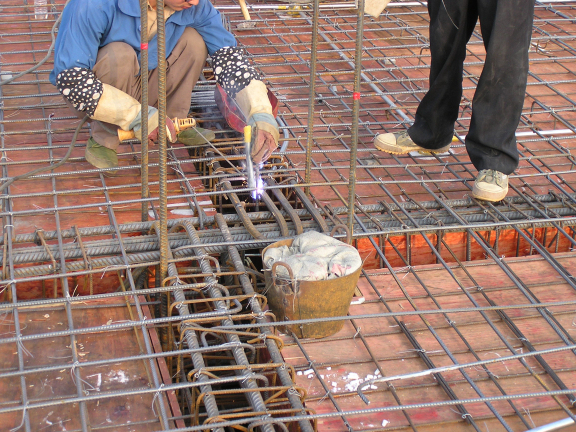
[408,0,478,150]
[465,0,535,175]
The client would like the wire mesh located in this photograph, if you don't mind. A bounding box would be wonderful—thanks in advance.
[0,0,575,430]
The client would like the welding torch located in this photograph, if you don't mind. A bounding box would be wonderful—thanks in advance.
[244,125,258,194]
[117,117,196,142]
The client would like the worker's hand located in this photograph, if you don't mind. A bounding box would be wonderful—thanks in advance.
[248,113,279,164]
[132,107,177,144]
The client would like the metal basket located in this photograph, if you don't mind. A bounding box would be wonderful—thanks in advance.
[262,226,362,339]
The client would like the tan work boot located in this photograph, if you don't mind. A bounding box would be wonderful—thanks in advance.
[177,127,216,146]
[472,169,509,202]
[374,131,451,155]
[85,137,118,169]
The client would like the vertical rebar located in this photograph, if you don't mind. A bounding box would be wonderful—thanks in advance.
[305,0,320,196]
[177,220,275,432]
[347,0,364,235]
[150,223,221,431]
[156,0,168,280]
[140,0,149,222]
[215,214,315,432]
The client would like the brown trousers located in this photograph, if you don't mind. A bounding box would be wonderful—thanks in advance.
[65,28,208,150]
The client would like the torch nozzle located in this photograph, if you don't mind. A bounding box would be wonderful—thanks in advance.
[244,126,257,193]
[252,164,263,200]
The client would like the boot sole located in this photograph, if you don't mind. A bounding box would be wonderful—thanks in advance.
[472,185,508,202]
[177,133,216,146]
[374,141,451,155]
[85,150,118,170]
[179,137,215,147]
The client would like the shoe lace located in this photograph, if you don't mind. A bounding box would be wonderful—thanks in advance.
[478,169,504,188]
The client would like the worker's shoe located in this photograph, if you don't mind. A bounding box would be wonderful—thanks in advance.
[374,131,451,155]
[85,137,118,169]
[177,127,216,146]
[472,169,509,202]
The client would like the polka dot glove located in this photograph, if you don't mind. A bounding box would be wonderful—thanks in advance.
[212,47,261,98]
[212,47,279,163]
[56,67,103,116]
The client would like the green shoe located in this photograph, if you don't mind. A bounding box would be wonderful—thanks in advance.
[177,127,216,146]
[85,137,118,169]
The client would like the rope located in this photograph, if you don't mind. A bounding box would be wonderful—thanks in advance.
[0,116,88,193]
[0,0,72,86]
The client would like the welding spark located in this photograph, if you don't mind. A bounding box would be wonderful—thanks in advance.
[251,164,264,200]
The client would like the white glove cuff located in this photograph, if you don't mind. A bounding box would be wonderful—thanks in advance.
[92,83,141,131]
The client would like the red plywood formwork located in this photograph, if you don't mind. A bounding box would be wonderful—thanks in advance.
[282,254,576,431]
[0,296,183,431]
[1,0,576,431]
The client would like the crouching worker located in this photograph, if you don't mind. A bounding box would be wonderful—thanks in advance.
[50,0,279,169]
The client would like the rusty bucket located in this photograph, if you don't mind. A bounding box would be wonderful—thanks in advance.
[262,226,362,339]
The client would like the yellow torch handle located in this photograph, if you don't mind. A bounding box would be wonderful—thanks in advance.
[118,117,196,142]
[244,125,252,145]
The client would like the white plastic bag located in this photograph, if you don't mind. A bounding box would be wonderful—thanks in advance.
[264,231,362,281]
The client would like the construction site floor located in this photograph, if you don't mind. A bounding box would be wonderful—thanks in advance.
[1,0,576,431]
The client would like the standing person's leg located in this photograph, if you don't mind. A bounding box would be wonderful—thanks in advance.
[469,0,534,201]
[144,28,213,145]
[467,0,534,175]
[409,0,479,148]
[375,0,477,153]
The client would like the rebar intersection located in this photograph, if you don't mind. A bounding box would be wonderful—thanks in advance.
[1,0,576,431]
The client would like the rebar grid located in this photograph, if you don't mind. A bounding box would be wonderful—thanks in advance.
[1,0,576,431]
[0,2,574,220]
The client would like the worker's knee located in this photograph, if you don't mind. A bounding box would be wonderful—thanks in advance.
[93,42,139,83]
[175,28,208,60]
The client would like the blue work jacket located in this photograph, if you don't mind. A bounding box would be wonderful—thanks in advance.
[49,0,236,85]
